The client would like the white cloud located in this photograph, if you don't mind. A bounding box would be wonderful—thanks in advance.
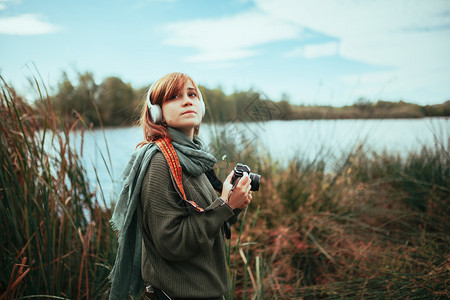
[162,0,450,69]
[157,0,450,103]
[0,14,61,35]
[286,41,339,58]
[162,10,303,62]
[340,29,450,69]
[255,0,450,37]
[255,0,450,64]
[0,0,19,11]
[255,0,450,101]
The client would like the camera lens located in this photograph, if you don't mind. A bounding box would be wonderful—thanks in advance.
[249,173,261,191]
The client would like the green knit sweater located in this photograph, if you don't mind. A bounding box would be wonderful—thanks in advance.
[138,152,237,298]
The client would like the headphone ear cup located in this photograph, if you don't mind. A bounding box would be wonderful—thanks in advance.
[201,100,206,117]
[197,87,205,117]
[147,82,163,123]
[149,104,162,123]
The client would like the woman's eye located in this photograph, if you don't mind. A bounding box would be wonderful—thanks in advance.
[189,93,198,98]
[170,95,180,100]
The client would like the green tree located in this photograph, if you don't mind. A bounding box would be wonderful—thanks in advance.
[98,77,136,126]
[201,86,231,123]
[50,71,99,126]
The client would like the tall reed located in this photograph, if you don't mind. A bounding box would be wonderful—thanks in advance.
[1,74,448,299]
[0,77,116,299]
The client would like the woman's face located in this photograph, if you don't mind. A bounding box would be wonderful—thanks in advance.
[162,80,203,139]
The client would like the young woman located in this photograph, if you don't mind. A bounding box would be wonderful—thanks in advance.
[109,73,253,300]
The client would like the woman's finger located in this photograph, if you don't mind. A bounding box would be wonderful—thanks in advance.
[237,172,251,187]
[225,170,234,183]
[246,184,251,194]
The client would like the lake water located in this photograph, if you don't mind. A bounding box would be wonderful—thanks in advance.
[74,118,449,204]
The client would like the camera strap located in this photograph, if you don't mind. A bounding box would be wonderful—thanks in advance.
[155,137,205,213]
[155,137,231,240]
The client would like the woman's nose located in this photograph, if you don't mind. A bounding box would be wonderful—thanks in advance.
[181,94,193,106]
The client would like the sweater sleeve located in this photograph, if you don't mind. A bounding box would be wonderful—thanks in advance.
[140,152,234,262]
[227,209,243,225]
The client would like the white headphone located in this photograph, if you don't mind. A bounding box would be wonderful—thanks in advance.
[146,81,206,123]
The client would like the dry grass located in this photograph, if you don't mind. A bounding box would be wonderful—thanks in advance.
[212,127,449,299]
[1,76,448,299]
[0,77,116,299]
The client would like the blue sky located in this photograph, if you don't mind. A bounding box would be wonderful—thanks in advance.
[1,0,449,106]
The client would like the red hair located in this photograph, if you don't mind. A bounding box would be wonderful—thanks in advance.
[137,72,201,148]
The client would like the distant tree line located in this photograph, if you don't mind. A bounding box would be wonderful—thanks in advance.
[286,98,450,120]
[35,71,450,128]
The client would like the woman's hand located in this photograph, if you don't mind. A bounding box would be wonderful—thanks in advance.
[221,170,253,210]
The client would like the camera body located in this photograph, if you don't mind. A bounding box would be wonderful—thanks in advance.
[231,163,261,191]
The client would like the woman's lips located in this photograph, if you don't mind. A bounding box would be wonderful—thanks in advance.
[182,110,196,115]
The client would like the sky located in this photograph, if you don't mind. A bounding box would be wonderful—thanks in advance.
[0,0,449,106]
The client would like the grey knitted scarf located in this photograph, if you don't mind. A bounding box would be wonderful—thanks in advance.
[108,127,216,299]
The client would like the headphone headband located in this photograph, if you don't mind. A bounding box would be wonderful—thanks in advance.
[146,81,156,109]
